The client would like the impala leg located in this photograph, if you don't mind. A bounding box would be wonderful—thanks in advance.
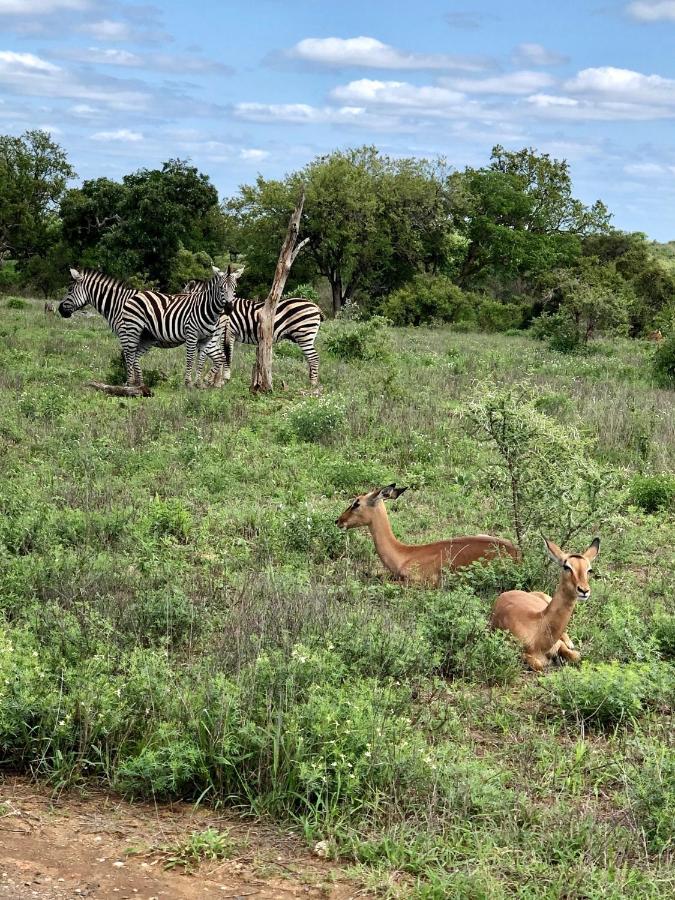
[557,640,581,663]
[524,652,548,672]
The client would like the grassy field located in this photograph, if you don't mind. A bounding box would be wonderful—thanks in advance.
[1,297,674,898]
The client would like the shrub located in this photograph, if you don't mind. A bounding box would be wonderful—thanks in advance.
[531,311,584,354]
[536,662,674,728]
[628,473,675,513]
[287,397,345,443]
[422,588,522,685]
[628,745,675,853]
[116,726,207,798]
[280,507,344,559]
[5,297,27,310]
[144,497,193,543]
[464,386,622,551]
[323,316,391,361]
[654,615,675,660]
[380,274,473,326]
[285,282,319,303]
[652,332,675,388]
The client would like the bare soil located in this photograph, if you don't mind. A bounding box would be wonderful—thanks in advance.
[0,776,358,900]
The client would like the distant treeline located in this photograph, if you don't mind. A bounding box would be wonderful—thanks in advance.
[1,130,674,343]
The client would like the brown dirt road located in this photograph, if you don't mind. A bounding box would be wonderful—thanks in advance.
[0,777,359,900]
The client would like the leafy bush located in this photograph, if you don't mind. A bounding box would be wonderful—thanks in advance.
[323,316,391,361]
[285,282,319,303]
[536,662,674,728]
[628,745,675,853]
[280,507,344,559]
[464,386,621,550]
[652,332,675,388]
[380,274,473,326]
[116,726,207,798]
[5,297,27,310]
[144,497,193,542]
[654,614,675,660]
[422,588,522,685]
[628,473,675,513]
[287,397,345,443]
[531,311,584,354]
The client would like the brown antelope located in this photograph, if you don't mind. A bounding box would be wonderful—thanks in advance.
[648,330,663,342]
[335,484,520,586]
[44,301,55,314]
[490,536,600,672]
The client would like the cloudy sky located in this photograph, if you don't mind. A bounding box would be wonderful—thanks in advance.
[1,0,674,239]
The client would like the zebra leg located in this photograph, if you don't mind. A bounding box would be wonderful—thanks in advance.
[222,324,233,383]
[297,335,320,386]
[184,335,198,387]
[194,339,211,388]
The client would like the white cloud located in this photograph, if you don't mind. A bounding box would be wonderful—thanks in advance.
[0,50,59,73]
[91,128,143,142]
[61,46,232,74]
[79,19,132,41]
[287,35,488,72]
[447,70,554,94]
[512,43,567,67]
[330,78,465,110]
[240,148,269,161]
[234,102,372,125]
[624,162,675,176]
[0,0,88,12]
[527,67,675,120]
[626,1,675,21]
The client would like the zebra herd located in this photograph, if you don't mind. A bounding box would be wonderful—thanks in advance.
[58,267,323,388]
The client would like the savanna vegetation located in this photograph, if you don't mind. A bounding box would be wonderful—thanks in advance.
[2,131,675,356]
[1,295,674,896]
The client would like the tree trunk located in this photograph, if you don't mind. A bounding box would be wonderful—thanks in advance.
[251,189,309,393]
[330,276,343,316]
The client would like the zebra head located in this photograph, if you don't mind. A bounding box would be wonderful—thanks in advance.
[59,267,90,318]
[212,264,244,313]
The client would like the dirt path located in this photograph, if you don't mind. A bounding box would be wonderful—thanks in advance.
[0,777,358,900]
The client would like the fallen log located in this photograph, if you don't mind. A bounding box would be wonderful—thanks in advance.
[86,381,153,397]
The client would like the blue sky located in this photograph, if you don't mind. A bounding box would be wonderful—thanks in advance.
[1,0,674,239]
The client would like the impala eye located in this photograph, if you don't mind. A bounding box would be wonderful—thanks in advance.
[563,563,573,573]
[351,500,360,510]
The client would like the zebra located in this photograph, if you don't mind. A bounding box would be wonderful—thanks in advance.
[59,266,241,387]
[184,284,323,387]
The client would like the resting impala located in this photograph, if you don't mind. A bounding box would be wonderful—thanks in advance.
[490,536,600,672]
[335,484,520,586]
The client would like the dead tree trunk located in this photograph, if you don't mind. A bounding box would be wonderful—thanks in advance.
[250,189,309,393]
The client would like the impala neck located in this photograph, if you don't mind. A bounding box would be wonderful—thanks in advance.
[539,576,578,643]
[367,504,409,574]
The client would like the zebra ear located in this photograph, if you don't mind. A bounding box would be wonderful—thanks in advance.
[69,267,83,282]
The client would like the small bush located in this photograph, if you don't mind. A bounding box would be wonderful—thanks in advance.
[654,615,675,660]
[323,316,391,361]
[280,508,344,559]
[285,282,319,303]
[116,726,207,798]
[536,662,674,728]
[288,397,345,443]
[6,297,27,310]
[628,473,675,513]
[652,332,675,387]
[531,311,584,354]
[628,745,675,853]
[144,497,193,543]
[380,274,472,327]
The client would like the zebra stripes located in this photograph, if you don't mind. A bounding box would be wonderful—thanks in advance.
[185,288,323,387]
[59,266,242,386]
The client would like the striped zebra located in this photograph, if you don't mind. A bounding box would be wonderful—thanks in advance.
[59,266,241,387]
[184,284,323,387]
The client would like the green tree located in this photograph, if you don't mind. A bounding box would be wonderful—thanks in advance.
[61,160,226,289]
[454,146,610,291]
[0,129,74,267]
[226,147,455,314]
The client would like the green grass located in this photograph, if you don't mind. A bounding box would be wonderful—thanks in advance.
[0,296,674,897]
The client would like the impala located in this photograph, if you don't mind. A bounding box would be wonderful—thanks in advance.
[490,536,600,671]
[335,484,520,586]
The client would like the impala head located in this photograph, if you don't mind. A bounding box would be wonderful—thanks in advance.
[59,267,89,318]
[336,484,408,530]
[543,536,600,600]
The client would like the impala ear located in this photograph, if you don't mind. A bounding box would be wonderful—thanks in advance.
[69,267,83,282]
[583,537,600,562]
[543,536,566,566]
[379,484,408,501]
